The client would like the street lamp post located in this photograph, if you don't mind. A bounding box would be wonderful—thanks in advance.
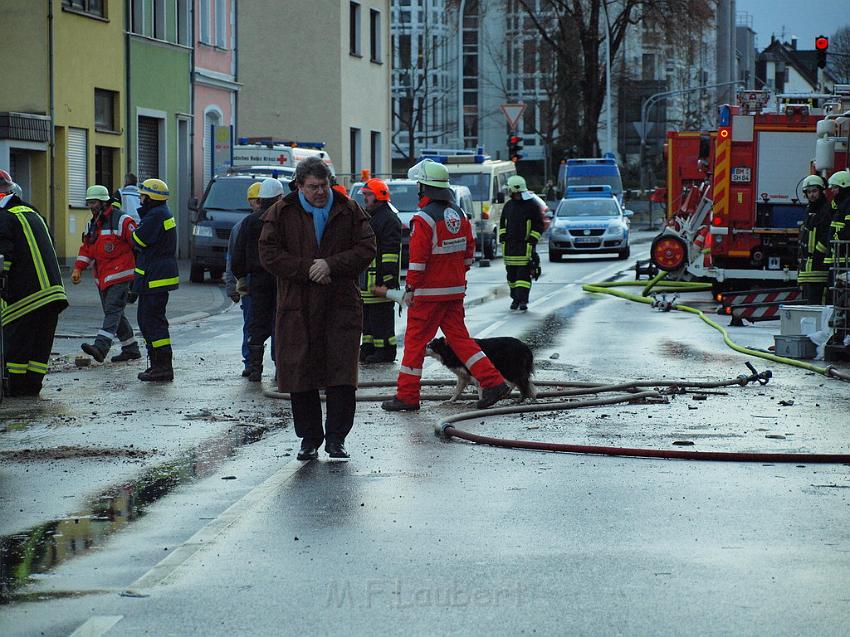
[602,1,612,156]
[457,0,466,147]
[638,80,743,193]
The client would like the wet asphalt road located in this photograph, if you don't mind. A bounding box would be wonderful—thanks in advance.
[2,234,850,636]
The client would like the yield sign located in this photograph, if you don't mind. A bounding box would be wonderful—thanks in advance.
[500,103,526,131]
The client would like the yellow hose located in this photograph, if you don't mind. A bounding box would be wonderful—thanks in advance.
[581,281,835,377]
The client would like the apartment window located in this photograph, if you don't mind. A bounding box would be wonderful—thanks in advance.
[350,127,361,174]
[200,0,211,44]
[130,0,146,35]
[642,53,656,81]
[398,33,411,68]
[62,0,106,19]
[95,146,116,193]
[350,2,361,56]
[154,0,166,40]
[94,89,118,132]
[215,0,226,47]
[370,131,381,176]
[370,9,382,63]
[177,0,190,45]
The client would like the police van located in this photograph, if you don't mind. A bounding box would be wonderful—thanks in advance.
[419,150,516,259]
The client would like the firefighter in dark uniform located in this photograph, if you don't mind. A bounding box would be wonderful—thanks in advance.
[0,169,68,396]
[131,178,179,382]
[499,175,544,312]
[826,170,850,345]
[359,178,402,364]
[797,174,832,304]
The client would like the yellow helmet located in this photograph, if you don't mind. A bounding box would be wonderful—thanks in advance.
[139,178,170,201]
[247,182,262,201]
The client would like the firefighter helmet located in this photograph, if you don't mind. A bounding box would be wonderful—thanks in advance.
[362,177,390,201]
[827,170,850,189]
[247,182,262,201]
[507,175,528,193]
[0,168,13,193]
[408,159,450,188]
[85,185,111,201]
[801,175,826,191]
[139,178,170,201]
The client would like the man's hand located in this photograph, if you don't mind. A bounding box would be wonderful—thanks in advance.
[370,285,388,297]
[235,277,249,297]
[126,291,138,304]
[229,291,241,303]
[71,268,81,285]
[402,290,414,307]
[309,259,331,285]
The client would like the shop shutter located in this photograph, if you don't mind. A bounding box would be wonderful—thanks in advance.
[67,127,88,207]
[137,116,160,181]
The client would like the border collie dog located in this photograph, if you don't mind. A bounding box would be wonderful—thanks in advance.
[425,336,536,403]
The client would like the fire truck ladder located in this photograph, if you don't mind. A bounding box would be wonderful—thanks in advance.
[717,286,803,326]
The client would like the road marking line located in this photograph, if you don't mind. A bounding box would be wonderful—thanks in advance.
[68,615,123,637]
[129,459,308,591]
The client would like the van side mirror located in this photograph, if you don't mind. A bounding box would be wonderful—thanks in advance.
[495,192,505,204]
[624,209,634,217]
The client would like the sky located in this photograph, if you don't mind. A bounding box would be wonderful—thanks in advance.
[736,0,849,49]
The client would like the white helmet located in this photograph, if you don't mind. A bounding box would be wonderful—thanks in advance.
[827,170,850,190]
[259,178,284,198]
[407,159,450,188]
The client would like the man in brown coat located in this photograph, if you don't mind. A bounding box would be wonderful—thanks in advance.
[259,157,376,460]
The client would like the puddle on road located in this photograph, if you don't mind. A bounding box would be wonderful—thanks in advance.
[519,295,599,353]
[0,422,277,603]
[660,340,741,365]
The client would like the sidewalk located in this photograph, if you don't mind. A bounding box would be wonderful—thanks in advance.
[56,260,233,338]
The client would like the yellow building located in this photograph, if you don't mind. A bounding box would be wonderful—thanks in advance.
[1,1,126,262]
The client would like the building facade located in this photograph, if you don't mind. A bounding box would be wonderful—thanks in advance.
[126,0,193,257]
[237,0,391,185]
[192,0,239,202]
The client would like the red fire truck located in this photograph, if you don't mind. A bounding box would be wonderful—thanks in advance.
[651,92,828,289]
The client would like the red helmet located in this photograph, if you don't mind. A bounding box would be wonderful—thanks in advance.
[361,178,390,202]
[0,169,13,194]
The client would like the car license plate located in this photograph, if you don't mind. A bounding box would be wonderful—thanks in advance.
[574,237,598,244]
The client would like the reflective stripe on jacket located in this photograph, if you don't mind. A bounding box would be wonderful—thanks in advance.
[131,202,179,294]
[0,196,68,325]
[360,201,402,304]
[499,198,544,266]
[74,206,137,290]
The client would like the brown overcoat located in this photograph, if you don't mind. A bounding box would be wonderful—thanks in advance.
[258,190,376,393]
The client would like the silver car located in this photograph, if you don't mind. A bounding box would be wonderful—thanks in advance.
[548,196,632,261]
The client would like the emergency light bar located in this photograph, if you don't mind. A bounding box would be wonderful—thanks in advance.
[237,138,326,150]
[419,147,489,164]
[566,158,617,166]
[565,185,614,198]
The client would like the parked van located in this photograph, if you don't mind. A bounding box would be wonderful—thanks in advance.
[189,173,292,282]
[558,156,624,205]
[429,156,516,259]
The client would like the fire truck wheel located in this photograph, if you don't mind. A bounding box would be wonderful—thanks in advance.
[650,234,687,272]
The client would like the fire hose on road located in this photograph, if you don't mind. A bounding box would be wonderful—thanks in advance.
[264,364,850,463]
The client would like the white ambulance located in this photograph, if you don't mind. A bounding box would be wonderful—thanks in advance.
[232,140,335,176]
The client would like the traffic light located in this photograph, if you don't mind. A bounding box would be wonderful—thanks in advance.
[508,134,524,162]
[816,35,829,69]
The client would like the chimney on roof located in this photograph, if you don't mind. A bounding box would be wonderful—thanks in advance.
[770,34,775,45]
[791,36,797,49]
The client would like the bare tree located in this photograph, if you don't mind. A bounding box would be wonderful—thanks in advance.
[517,0,714,156]
[827,26,850,85]
[392,17,459,161]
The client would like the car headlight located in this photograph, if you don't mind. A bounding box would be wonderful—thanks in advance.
[606,222,625,236]
[553,225,570,237]
[192,225,214,237]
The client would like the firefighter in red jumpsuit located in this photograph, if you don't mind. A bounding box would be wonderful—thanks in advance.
[381,160,511,411]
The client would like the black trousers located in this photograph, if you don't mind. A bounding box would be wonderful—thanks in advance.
[248,271,276,349]
[506,264,532,304]
[362,302,396,349]
[801,282,829,305]
[289,385,356,445]
[138,291,171,353]
[3,304,60,396]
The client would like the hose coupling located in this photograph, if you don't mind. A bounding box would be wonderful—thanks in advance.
[738,362,772,386]
[435,421,454,438]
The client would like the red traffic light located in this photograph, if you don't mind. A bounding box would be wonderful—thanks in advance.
[815,36,829,50]
[509,136,522,144]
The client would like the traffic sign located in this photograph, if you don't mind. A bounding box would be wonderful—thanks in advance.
[500,103,526,130]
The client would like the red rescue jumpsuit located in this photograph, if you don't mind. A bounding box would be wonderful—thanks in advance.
[395,197,506,404]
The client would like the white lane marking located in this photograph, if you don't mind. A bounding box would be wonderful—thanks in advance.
[129,459,308,590]
[68,616,123,637]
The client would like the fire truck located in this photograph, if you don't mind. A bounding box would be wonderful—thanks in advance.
[650,91,831,289]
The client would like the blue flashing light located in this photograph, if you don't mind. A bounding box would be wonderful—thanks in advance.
[718,105,731,127]
[420,154,449,164]
[565,185,614,199]
[566,158,616,166]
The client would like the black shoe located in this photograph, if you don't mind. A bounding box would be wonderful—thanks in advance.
[241,367,252,377]
[381,397,420,411]
[359,344,375,363]
[138,349,174,382]
[81,342,106,363]
[111,349,141,362]
[364,349,396,364]
[477,382,512,409]
[297,441,319,461]
[519,304,528,312]
[510,301,519,311]
[325,441,350,460]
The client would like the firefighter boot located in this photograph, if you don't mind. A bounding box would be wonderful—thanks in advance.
[476,382,512,409]
[138,349,174,382]
[365,346,396,364]
[359,342,375,363]
[81,342,107,363]
[111,343,142,362]
[247,345,264,382]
